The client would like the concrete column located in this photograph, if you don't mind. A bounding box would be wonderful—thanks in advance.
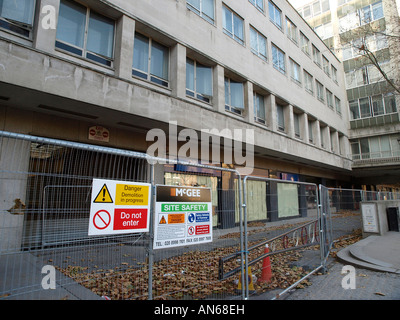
[33,0,60,54]
[287,104,294,138]
[170,43,187,99]
[213,64,225,113]
[244,81,254,123]
[267,94,277,131]
[299,112,307,142]
[266,180,278,222]
[0,138,31,252]
[331,130,340,154]
[315,120,321,148]
[114,15,136,80]
[320,125,329,150]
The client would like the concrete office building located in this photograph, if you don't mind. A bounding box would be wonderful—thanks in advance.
[0,0,352,238]
[295,0,400,192]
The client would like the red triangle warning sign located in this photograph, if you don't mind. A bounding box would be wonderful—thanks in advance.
[93,184,113,203]
[159,216,167,224]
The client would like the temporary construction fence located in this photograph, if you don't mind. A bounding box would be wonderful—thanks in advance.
[0,130,245,300]
[0,130,395,300]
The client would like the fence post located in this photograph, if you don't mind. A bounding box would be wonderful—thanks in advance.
[148,163,155,300]
[242,176,248,300]
[318,185,328,273]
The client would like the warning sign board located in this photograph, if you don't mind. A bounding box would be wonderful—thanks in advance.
[88,179,151,236]
[153,185,212,250]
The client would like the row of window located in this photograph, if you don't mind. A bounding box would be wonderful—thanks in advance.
[341,33,388,61]
[349,93,397,120]
[338,1,384,34]
[351,134,400,161]
[298,0,330,19]
[190,0,340,89]
[345,61,391,89]
[1,0,339,87]
[0,0,345,150]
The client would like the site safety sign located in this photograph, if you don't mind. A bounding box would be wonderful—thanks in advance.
[154,185,213,250]
[88,178,151,236]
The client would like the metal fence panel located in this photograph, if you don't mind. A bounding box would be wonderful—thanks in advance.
[0,131,245,300]
[237,176,324,299]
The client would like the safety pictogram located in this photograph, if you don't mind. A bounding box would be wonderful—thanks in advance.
[188,226,195,236]
[159,215,167,224]
[93,210,111,230]
[93,184,113,203]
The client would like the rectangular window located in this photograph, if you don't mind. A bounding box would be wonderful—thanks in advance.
[186,58,213,103]
[0,0,35,37]
[272,44,285,74]
[225,77,244,115]
[304,71,313,94]
[293,113,301,138]
[322,56,330,76]
[349,100,360,120]
[222,5,244,45]
[250,26,267,61]
[132,33,169,87]
[359,97,371,118]
[312,45,321,67]
[312,0,321,15]
[360,138,370,159]
[384,93,397,114]
[332,66,338,83]
[351,141,361,160]
[360,1,383,25]
[56,0,115,67]
[339,12,360,33]
[286,18,297,43]
[249,0,264,12]
[269,1,282,29]
[308,120,314,143]
[289,59,301,84]
[254,92,266,124]
[316,81,324,101]
[300,32,310,56]
[187,0,215,23]
[326,89,333,109]
[335,96,342,114]
[276,103,285,131]
[372,95,384,116]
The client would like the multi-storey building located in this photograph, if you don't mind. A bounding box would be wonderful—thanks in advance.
[0,0,352,236]
[296,0,400,192]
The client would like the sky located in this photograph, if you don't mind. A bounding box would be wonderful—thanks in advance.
[288,0,310,9]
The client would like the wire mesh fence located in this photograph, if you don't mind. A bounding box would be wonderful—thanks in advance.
[240,176,324,299]
[1,130,399,300]
[0,131,245,300]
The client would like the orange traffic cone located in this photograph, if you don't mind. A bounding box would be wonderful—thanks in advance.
[258,244,272,283]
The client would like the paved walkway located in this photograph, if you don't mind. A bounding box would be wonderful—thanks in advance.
[285,232,400,300]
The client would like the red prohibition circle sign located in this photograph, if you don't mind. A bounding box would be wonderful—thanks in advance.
[93,210,111,230]
[188,226,195,236]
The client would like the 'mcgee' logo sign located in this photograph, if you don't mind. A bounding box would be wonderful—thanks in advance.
[171,187,201,198]
[157,186,211,202]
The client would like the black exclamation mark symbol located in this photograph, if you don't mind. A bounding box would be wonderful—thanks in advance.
[102,188,106,202]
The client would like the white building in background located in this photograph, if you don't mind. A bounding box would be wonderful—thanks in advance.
[295,0,400,191]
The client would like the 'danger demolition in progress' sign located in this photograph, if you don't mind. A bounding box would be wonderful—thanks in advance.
[88,178,151,236]
[154,185,213,250]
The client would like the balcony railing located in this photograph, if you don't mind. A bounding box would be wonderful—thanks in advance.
[351,150,400,166]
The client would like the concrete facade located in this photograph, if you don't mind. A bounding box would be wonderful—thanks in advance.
[0,0,352,184]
